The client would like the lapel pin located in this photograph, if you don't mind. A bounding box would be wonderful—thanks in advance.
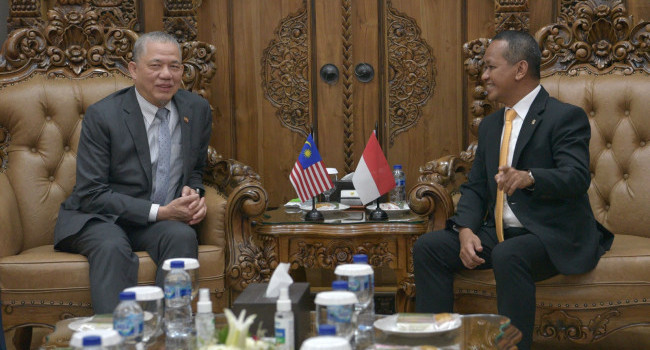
[531,119,536,125]
[183,116,189,124]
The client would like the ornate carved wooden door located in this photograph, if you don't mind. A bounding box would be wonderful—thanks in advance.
[253,0,466,207]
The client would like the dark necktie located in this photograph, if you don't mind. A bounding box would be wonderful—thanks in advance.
[152,107,171,205]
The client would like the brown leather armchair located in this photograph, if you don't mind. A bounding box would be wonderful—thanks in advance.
[409,1,650,349]
[0,4,269,348]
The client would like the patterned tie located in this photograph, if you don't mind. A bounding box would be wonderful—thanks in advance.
[495,109,517,242]
[152,107,171,205]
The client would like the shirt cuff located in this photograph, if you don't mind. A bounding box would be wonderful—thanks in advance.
[149,204,160,222]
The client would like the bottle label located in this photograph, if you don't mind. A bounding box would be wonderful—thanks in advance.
[164,282,191,299]
[348,276,369,292]
[275,317,294,347]
[114,313,143,337]
[327,305,352,323]
[275,328,286,344]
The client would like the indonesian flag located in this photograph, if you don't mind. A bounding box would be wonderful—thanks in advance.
[290,134,334,202]
[352,131,395,204]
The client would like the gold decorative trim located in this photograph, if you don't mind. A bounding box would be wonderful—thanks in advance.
[163,0,200,42]
[342,0,354,174]
[495,0,530,33]
[536,0,650,76]
[386,1,436,146]
[261,3,311,138]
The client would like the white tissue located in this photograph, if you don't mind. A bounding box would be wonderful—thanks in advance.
[265,262,293,298]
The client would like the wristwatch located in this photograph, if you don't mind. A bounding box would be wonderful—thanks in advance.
[194,187,205,198]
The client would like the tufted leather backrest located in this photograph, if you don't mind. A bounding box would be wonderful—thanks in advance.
[0,73,133,257]
[542,72,650,239]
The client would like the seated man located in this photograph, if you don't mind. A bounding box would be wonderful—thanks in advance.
[413,30,613,350]
[54,31,212,313]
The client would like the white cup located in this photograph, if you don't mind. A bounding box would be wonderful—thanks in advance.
[314,291,358,342]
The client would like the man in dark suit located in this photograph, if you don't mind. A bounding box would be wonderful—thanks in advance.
[413,30,613,349]
[54,32,211,313]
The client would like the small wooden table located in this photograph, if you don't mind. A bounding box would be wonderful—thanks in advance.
[255,208,428,312]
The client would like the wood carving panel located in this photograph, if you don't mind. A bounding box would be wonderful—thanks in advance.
[8,0,140,33]
[0,5,137,79]
[342,0,354,174]
[228,235,278,292]
[261,3,310,138]
[538,309,622,343]
[289,240,396,270]
[91,0,140,32]
[386,1,435,146]
[7,0,43,33]
[163,0,200,42]
[495,0,530,33]
[536,0,650,76]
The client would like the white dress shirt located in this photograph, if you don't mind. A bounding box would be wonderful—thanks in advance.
[500,84,541,228]
[135,89,183,221]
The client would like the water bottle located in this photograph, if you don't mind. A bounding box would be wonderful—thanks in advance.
[164,260,193,349]
[80,335,102,350]
[331,280,348,291]
[318,324,336,336]
[113,291,144,347]
[389,164,406,207]
[196,288,216,348]
[274,287,295,350]
[335,254,375,349]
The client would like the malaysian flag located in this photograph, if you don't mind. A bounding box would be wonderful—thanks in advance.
[290,134,334,202]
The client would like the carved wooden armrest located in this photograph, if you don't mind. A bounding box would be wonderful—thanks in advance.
[203,147,269,300]
[408,150,474,232]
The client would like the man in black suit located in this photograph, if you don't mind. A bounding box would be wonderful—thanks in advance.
[54,32,211,313]
[413,30,613,349]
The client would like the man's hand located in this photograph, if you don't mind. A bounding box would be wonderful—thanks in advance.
[182,186,207,225]
[495,166,534,195]
[459,227,485,269]
[157,186,206,224]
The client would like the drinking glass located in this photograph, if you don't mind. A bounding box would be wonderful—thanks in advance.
[322,173,338,203]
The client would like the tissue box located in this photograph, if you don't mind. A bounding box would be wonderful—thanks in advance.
[232,282,311,345]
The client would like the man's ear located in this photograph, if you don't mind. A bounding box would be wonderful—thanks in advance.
[515,60,528,81]
[128,61,137,79]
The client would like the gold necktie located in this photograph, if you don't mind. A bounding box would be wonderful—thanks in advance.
[495,109,517,242]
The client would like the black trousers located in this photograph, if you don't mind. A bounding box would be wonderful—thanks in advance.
[413,226,558,350]
[57,219,198,314]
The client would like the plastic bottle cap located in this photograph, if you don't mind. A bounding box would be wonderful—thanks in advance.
[331,280,348,290]
[82,335,101,346]
[197,288,213,313]
[318,324,336,336]
[300,336,351,350]
[334,264,373,277]
[277,287,292,311]
[124,286,163,301]
[162,258,199,270]
[70,330,122,347]
[118,291,136,301]
[352,254,368,264]
[314,291,358,306]
[393,164,402,169]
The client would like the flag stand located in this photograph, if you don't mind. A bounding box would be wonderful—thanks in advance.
[369,197,388,221]
[304,196,324,221]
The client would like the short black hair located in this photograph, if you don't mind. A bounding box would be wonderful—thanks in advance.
[492,30,541,79]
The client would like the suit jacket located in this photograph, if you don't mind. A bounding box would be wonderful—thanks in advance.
[54,86,212,246]
[449,87,613,275]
